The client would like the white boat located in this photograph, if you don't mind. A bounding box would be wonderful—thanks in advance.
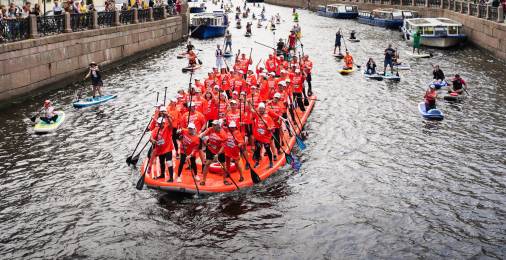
[402,18,466,48]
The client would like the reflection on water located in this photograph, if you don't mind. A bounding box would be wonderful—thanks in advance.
[1,2,505,259]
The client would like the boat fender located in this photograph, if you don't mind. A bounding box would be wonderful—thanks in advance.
[209,162,237,174]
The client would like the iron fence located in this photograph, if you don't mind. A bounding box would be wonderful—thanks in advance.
[70,13,93,31]
[428,0,440,7]
[98,11,115,27]
[138,8,150,22]
[478,4,486,17]
[391,0,401,5]
[448,0,455,9]
[488,6,498,20]
[402,0,412,5]
[455,1,462,11]
[0,18,30,43]
[469,3,477,15]
[120,10,134,24]
[462,2,468,13]
[153,7,165,20]
[37,15,65,36]
[165,4,177,16]
[415,0,426,6]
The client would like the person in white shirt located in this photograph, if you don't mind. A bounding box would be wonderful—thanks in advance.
[215,44,224,70]
[53,1,63,15]
[40,100,58,124]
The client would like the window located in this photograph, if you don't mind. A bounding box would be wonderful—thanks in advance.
[423,26,434,35]
[448,26,458,34]
[392,12,403,19]
[337,6,346,13]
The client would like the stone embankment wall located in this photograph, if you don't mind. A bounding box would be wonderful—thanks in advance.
[0,14,185,103]
[266,0,506,61]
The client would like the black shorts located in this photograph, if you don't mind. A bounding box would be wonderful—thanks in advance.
[246,124,253,136]
[206,149,225,163]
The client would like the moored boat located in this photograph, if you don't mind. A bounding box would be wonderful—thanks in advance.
[139,97,317,194]
[402,18,466,48]
[190,12,228,39]
[317,4,358,19]
[358,8,416,29]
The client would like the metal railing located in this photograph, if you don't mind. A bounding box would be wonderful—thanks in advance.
[391,0,401,5]
[0,18,30,43]
[37,15,65,36]
[428,0,440,7]
[488,6,498,20]
[98,11,115,27]
[401,0,411,5]
[462,2,468,13]
[138,8,150,22]
[70,13,93,31]
[478,4,486,18]
[120,10,135,24]
[153,7,165,20]
[469,3,477,15]
[415,0,426,6]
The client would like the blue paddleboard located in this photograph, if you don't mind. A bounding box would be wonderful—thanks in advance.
[73,95,117,108]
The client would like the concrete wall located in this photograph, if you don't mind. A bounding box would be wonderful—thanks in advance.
[266,0,506,61]
[0,16,183,103]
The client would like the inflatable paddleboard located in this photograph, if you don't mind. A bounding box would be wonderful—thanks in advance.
[432,80,448,89]
[364,73,383,81]
[382,73,401,81]
[182,65,201,73]
[245,32,251,37]
[338,67,354,75]
[333,53,344,59]
[257,23,262,28]
[418,102,444,120]
[443,92,465,102]
[34,111,65,133]
[223,52,234,58]
[405,51,431,58]
[73,95,117,108]
[176,52,186,59]
[348,39,360,43]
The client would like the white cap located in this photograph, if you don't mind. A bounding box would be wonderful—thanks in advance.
[155,101,164,107]
[258,102,266,109]
[214,85,220,89]
[188,122,196,129]
[295,69,301,73]
[269,72,275,76]
[286,79,291,83]
[274,92,281,98]
[228,121,237,128]
[188,102,196,107]
[240,91,246,95]
[195,88,202,93]
[212,119,221,125]
[157,117,164,124]
[232,91,238,95]
[170,98,177,103]
[280,69,287,73]
[159,106,167,112]
[429,84,435,89]
[230,100,237,104]
[278,81,286,86]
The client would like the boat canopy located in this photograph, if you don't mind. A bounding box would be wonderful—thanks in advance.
[372,8,403,19]
[326,4,358,13]
[404,18,463,35]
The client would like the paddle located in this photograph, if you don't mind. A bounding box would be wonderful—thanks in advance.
[217,162,240,190]
[226,124,261,184]
[29,109,42,123]
[136,121,163,191]
[298,52,310,106]
[248,101,299,170]
[281,116,306,150]
[127,92,160,166]
[342,37,361,69]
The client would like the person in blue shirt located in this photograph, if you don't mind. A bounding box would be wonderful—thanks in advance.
[334,29,342,55]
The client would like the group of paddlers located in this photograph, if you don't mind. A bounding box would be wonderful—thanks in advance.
[143,49,314,186]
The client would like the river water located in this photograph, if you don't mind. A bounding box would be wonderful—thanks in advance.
[1,2,505,259]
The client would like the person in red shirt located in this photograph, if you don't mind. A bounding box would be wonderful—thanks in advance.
[302,55,313,96]
[246,70,257,92]
[265,54,277,74]
[180,102,207,133]
[266,93,285,159]
[200,120,228,185]
[194,78,205,93]
[217,91,229,119]
[232,72,248,94]
[424,84,437,111]
[225,100,241,128]
[251,102,275,168]
[292,69,306,112]
[202,91,218,125]
[149,107,175,182]
[167,99,181,158]
[191,88,205,114]
[288,30,297,51]
[175,123,200,183]
[204,72,216,91]
[223,121,246,182]
[239,91,253,143]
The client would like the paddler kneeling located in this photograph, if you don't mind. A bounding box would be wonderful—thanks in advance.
[343,51,353,70]
[187,49,198,68]
[424,84,438,112]
[200,120,228,186]
[149,107,174,182]
[175,122,200,183]
[223,121,246,182]
[40,100,58,124]
[448,74,467,95]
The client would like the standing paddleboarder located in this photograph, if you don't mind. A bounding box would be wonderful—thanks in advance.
[84,62,103,98]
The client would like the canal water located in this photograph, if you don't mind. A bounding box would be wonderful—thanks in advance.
[1,2,505,259]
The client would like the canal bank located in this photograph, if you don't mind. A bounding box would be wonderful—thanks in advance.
[266,0,506,61]
[0,5,189,106]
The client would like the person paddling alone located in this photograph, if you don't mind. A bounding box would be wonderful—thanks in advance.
[39,100,58,124]
[334,29,342,55]
[433,65,445,81]
[383,44,396,76]
[449,74,467,95]
[343,51,354,70]
[424,85,438,111]
[84,62,103,98]
[412,29,422,54]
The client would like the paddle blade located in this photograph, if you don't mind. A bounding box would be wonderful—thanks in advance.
[304,98,309,106]
[290,155,302,172]
[130,154,140,166]
[135,174,145,190]
[125,156,132,166]
[296,136,306,150]
[285,152,293,164]
[29,116,36,122]
[250,166,261,184]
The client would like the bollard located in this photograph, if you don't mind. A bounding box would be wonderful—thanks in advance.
[28,14,38,38]
[425,0,428,7]
[467,3,471,15]
[133,8,139,24]
[498,6,504,23]
[412,0,415,6]
[64,12,72,33]
[92,10,99,29]
[149,7,154,21]
[485,5,490,20]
